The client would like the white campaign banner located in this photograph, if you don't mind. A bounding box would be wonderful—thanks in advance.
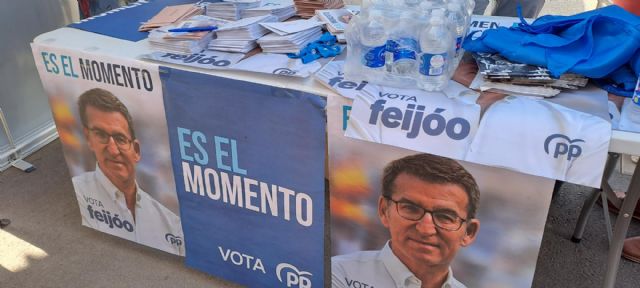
[314,60,371,99]
[467,15,527,40]
[31,44,184,255]
[346,84,481,160]
[467,89,611,188]
[320,60,481,163]
[230,53,322,77]
[141,50,245,70]
[142,51,324,78]
[322,58,612,188]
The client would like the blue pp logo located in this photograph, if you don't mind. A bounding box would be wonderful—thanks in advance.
[544,134,584,161]
[276,263,312,288]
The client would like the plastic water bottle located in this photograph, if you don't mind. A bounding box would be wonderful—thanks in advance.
[419,1,435,12]
[360,11,388,74]
[388,12,419,76]
[447,2,466,75]
[464,0,476,16]
[629,77,640,124]
[403,0,421,8]
[418,9,454,91]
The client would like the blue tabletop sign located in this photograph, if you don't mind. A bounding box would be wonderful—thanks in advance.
[160,66,326,288]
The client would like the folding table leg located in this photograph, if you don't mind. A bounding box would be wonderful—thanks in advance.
[603,159,640,288]
[572,153,619,242]
[572,188,602,242]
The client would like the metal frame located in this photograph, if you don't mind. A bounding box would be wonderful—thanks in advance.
[0,107,36,173]
[572,152,640,287]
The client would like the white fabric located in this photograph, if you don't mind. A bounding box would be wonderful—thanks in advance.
[331,242,466,288]
[466,95,611,187]
[345,83,481,160]
[72,165,184,255]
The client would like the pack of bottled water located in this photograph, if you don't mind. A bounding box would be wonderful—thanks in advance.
[344,0,474,91]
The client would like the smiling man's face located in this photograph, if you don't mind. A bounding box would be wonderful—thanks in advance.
[379,173,479,272]
[83,105,140,187]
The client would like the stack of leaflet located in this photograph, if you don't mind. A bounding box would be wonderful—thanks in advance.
[148,15,226,54]
[139,4,203,31]
[209,15,277,53]
[241,0,296,21]
[293,0,344,18]
[472,53,589,97]
[205,0,262,21]
[257,19,323,53]
[315,6,359,43]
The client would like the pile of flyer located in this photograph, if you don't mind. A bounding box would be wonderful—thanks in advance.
[209,15,278,53]
[147,15,225,54]
[204,0,262,21]
[241,0,297,21]
[293,0,344,18]
[139,4,203,31]
[315,6,359,43]
[258,18,324,53]
[471,53,589,97]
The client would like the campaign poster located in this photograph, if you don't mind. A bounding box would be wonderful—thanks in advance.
[329,93,556,288]
[160,67,326,288]
[31,44,184,255]
[342,64,610,189]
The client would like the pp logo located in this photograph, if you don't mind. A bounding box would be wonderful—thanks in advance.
[276,263,312,288]
[165,233,183,247]
[273,68,296,76]
[544,134,584,161]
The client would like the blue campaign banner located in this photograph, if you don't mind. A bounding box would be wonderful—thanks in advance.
[68,0,200,42]
[160,67,326,288]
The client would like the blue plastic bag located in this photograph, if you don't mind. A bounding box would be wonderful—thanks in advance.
[463,5,640,96]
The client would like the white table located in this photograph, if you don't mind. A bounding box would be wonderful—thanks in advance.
[33,26,640,288]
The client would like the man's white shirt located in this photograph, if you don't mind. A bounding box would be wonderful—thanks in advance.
[72,165,184,256]
[332,242,466,288]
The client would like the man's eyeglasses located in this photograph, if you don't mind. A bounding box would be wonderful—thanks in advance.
[88,128,134,151]
[384,196,467,231]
